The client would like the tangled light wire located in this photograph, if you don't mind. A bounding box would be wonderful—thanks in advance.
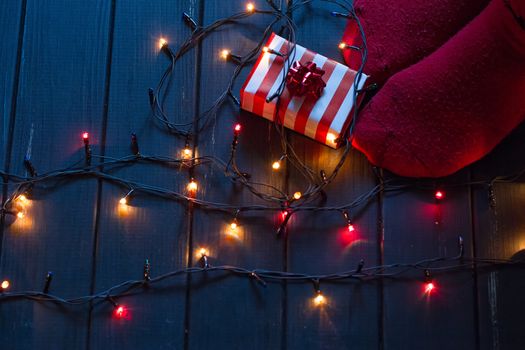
[1,0,525,312]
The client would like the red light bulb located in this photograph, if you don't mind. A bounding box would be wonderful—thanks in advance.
[113,305,128,319]
[82,132,89,140]
[424,282,435,294]
[234,123,242,134]
[347,223,355,232]
[434,190,444,200]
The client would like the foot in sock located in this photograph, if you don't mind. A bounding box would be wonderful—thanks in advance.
[341,0,490,85]
[352,0,525,178]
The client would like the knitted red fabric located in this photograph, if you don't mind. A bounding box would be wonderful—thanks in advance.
[342,0,490,85]
[352,0,525,178]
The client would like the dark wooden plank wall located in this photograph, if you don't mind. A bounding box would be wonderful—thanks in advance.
[1,1,524,349]
[1,1,111,349]
[287,3,379,349]
[473,125,525,350]
[0,0,22,173]
[188,2,284,349]
[87,1,198,348]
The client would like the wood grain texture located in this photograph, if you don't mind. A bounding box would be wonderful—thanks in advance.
[187,1,285,349]
[0,0,22,171]
[382,171,478,350]
[0,0,111,349]
[472,123,525,350]
[286,2,380,349]
[87,1,198,349]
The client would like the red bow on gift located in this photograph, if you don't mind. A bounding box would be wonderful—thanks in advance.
[285,61,326,100]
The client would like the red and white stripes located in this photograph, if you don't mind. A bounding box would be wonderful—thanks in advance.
[240,33,367,148]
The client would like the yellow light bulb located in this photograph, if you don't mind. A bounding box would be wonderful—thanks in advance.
[16,212,25,219]
[326,132,337,144]
[272,161,281,170]
[262,46,269,53]
[119,197,127,205]
[17,194,28,203]
[230,222,238,230]
[159,38,168,49]
[293,192,302,200]
[196,247,209,259]
[313,293,326,306]
[187,180,198,192]
[220,49,230,60]
[338,42,347,49]
[246,3,255,12]
[1,280,9,290]
[182,147,192,159]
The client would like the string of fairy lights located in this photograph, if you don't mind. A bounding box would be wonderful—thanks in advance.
[1,241,524,317]
[1,0,524,319]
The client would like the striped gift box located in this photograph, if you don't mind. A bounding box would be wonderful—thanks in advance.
[240,33,368,148]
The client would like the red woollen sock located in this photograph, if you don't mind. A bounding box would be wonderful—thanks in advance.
[342,0,490,85]
[352,0,525,178]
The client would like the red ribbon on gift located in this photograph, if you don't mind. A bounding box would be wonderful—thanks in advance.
[285,61,326,100]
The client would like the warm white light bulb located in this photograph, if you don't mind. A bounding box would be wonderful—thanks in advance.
[159,38,168,49]
[220,49,230,60]
[313,293,326,306]
[1,280,9,290]
[187,180,198,192]
[246,3,255,12]
[326,133,337,144]
[196,247,209,259]
[272,161,281,170]
[182,147,192,159]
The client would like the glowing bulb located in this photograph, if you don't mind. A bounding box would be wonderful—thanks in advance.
[313,292,326,306]
[347,223,355,232]
[113,305,128,319]
[187,179,198,192]
[196,247,209,259]
[246,2,255,12]
[182,147,192,159]
[326,132,337,144]
[228,220,239,238]
[158,38,168,49]
[339,42,348,49]
[262,46,269,53]
[293,192,302,200]
[424,282,435,294]
[220,49,230,60]
[272,161,281,170]
[119,197,127,205]
[16,212,25,219]
[17,194,28,203]
[435,190,445,200]
[1,280,9,290]
[82,132,89,140]
[234,123,242,133]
